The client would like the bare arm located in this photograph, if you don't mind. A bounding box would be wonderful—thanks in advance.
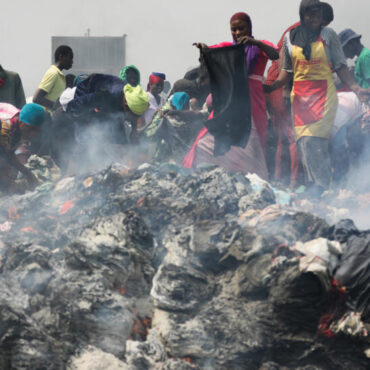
[33,89,54,109]
[263,70,292,93]
[254,40,279,60]
[7,150,38,187]
[237,36,279,60]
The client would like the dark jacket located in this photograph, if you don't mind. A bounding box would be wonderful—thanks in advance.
[0,65,26,109]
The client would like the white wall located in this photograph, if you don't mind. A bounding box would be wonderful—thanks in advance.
[1,0,368,96]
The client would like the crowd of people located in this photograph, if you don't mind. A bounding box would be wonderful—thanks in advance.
[0,0,370,197]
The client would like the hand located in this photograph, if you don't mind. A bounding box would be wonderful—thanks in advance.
[237,36,257,45]
[193,43,208,50]
[26,172,40,188]
[263,84,274,94]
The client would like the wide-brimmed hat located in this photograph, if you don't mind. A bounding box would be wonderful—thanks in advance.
[338,28,362,48]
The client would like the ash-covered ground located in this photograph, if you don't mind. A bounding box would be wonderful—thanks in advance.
[0,163,370,369]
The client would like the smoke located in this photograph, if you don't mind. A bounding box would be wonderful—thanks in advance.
[56,113,152,176]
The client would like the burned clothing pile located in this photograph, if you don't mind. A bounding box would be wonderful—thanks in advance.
[0,166,370,369]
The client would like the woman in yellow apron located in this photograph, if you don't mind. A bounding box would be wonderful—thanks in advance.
[264,0,370,196]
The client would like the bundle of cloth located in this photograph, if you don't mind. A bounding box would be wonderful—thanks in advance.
[144,92,205,164]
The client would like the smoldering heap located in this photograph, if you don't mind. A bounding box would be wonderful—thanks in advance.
[0,163,370,369]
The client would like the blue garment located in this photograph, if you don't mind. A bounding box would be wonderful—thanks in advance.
[68,74,126,115]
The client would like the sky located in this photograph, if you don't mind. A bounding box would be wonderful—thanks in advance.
[1,0,369,96]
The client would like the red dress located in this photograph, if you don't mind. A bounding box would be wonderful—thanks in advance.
[183,40,275,169]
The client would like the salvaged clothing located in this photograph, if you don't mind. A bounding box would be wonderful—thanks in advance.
[202,44,252,156]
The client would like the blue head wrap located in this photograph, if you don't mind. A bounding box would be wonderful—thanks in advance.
[152,72,166,80]
[171,92,190,111]
[19,103,45,127]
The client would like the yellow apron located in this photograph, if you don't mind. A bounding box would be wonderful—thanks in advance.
[291,37,338,141]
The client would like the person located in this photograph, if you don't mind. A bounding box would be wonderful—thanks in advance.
[119,65,140,87]
[144,92,199,163]
[33,45,73,111]
[264,0,370,196]
[194,12,278,152]
[50,75,149,173]
[0,103,45,192]
[183,12,277,178]
[265,22,301,188]
[144,73,166,125]
[0,64,26,109]
[265,2,334,189]
[339,29,370,89]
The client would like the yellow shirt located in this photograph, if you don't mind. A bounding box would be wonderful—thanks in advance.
[38,65,66,103]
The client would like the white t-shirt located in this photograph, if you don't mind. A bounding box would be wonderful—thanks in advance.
[144,92,165,125]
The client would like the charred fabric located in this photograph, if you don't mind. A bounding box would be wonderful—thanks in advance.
[0,163,369,369]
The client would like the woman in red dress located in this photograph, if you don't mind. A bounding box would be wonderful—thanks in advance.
[183,12,278,178]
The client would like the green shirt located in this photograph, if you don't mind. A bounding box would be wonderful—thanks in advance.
[355,47,370,88]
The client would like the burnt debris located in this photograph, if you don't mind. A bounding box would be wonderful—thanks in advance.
[0,164,369,369]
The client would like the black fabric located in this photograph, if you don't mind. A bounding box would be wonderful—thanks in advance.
[184,67,200,81]
[334,231,370,320]
[328,219,359,244]
[202,45,251,157]
[291,0,322,60]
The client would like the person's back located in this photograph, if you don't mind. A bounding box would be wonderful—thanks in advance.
[33,45,73,111]
[0,65,26,109]
[67,73,125,115]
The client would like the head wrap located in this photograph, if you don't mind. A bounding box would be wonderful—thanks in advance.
[290,0,322,61]
[74,73,89,86]
[230,12,259,75]
[171,92,190,111]
[299,0,321,19]
[338,29,362,48]
[321,2,334,24]
[147,72,166,91]
[123,84,149,116]
[230,12,252,35]
[119,65,141,86]
[170,79,198,98]
[19,103,45,127]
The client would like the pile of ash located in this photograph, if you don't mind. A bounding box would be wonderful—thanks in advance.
[0,164,369,369]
